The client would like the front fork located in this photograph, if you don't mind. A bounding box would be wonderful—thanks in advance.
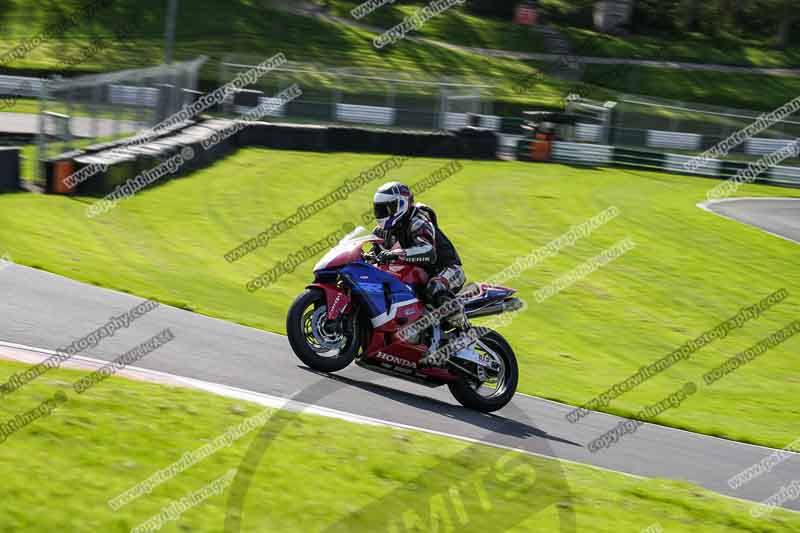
[307,283,352,321]
[307,283,360,346]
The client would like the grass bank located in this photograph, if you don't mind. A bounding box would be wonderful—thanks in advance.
[0,358,797,531]
[0,149,798,449]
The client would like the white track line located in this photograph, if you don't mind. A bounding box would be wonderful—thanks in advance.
[2,335,796,457]
[6,341,800,514]
[0,339,643,480]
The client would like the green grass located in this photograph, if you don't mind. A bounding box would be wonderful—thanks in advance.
[1,357,798,532]
[506,59,800,120]
[1,96,203,119]
[559,26,800,68]
[0,0,797,114]
[1,97,143,118]
[0,98,40,115]
[323,0,800,68]
[327,0,547,53]
[579,64,800,111]
[319,0,800,111]
[19,144,38,183]
[0,149,798,449]
[0,0,563,108]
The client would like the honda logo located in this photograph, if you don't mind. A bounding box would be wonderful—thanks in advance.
[376,351,416,369]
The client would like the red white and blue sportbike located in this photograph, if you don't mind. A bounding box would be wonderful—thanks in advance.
[286,227,523,412]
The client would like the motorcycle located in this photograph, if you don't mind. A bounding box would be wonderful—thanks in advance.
[286,227,523,412]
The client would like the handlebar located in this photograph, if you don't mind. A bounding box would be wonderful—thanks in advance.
[363,250,399,265]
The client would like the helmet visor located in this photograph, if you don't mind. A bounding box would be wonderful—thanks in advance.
[374,199,398,221]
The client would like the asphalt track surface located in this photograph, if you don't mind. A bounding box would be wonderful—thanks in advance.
[703,198,800,245]
[1,263,799,512]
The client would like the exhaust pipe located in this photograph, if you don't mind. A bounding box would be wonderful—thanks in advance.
[465,297,524,319]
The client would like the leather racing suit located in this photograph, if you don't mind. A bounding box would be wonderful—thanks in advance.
[373,203,467,330]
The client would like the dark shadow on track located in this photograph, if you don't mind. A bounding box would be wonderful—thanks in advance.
[299,366,582,447]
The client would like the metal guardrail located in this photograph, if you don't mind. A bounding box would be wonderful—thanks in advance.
[551,141,612,165]
[234,96,288,118]
[646,129,702,151]
[0,76,173,110]
[108,85,159,108]
[575,123,602,143]
[228,92,507,131]
[663,152,719,177]
[0,75,44,98]
[768,164,800,186]
[336,103,395,126]
[745,138,797,156]
[518,139,800,188]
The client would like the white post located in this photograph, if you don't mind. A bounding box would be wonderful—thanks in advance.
[36,80,49,184]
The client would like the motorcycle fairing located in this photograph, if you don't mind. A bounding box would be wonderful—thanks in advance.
[462,283,516,313]
[339,262,421,328]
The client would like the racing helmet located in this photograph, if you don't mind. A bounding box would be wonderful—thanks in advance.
[373,182,413,231]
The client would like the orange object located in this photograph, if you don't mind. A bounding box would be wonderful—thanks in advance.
[53,160,75,194]
[531,132,552,161]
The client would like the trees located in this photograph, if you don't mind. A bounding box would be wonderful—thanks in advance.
[466,0,795,47]
[685,0,700,30]
[776,0,796,48]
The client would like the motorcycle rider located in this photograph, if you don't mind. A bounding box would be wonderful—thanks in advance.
[371,182,470,364]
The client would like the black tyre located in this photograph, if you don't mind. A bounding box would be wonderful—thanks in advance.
[286,288,360,373]
[447,330,518,413]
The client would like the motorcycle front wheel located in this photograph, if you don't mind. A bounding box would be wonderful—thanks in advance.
[286,288,361,373]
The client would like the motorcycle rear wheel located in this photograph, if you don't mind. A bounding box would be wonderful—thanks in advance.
[286,288,361,373]
[447,330,518,413]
